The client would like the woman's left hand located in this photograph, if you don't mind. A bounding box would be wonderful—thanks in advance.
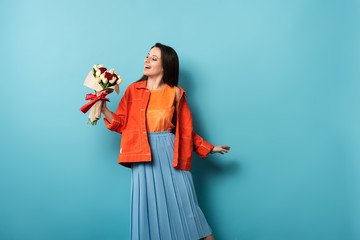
[210,145,231,154]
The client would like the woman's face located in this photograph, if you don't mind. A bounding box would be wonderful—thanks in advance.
[143,47,163,78]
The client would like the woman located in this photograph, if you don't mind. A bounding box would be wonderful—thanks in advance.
[101,43,230,240]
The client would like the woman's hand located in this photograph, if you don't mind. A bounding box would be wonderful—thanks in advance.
[101,101,108,113]
[210,145,231,155]
[101,101,113,122]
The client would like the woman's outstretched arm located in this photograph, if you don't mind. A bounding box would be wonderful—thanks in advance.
[174,87,230,157]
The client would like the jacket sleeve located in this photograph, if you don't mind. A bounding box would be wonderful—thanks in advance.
[192,130,214,159]
[103,88,128,134]
[178,91,214,159]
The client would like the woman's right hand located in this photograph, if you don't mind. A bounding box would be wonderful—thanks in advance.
[101,101,108,113]
[101,101,113,122]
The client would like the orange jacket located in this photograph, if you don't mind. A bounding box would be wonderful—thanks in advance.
[103,80,214,171]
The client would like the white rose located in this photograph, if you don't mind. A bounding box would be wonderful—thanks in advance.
[109,78,116,84]
[100,73,105,80]
[97,77,102,83]
[93,65,98,70]
[116,78,123,85]
[96,70,101,76]
[98,64,103,68]
[103,78,108,84]
[109,68,114,74]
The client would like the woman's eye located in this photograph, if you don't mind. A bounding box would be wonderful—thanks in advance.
[152,58,157,61]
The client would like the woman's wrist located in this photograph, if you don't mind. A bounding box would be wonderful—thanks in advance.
[102,106,113,122]
[101,105,109,114]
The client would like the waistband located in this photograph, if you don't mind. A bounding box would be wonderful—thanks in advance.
[147,130,173,136]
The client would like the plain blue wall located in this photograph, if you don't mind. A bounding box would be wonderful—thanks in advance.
[1,0,359,239]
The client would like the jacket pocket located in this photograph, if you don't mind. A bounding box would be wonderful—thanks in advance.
[120,129,141,154]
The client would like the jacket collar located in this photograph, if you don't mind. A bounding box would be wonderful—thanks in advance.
[135,79,187,97]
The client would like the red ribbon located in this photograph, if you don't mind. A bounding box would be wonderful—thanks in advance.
[80,92,110,113]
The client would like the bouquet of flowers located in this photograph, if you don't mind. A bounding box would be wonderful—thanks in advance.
[80,64,123,125]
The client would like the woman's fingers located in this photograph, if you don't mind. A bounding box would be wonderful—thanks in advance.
[221,146,230,152]
[101,101,108,113]
[212,145,231,154]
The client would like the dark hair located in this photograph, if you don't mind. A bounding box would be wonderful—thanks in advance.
[135,43,179,87]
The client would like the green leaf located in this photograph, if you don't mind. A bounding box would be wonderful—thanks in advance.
[90,120,98,126]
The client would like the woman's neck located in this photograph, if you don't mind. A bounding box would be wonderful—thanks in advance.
[146,76,165,90]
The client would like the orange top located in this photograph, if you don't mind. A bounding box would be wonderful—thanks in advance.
[146,84,176,132]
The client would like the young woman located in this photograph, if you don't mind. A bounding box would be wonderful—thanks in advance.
[101,43,230,240]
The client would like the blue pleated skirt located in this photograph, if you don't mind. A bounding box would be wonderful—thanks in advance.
[130,130,213,240]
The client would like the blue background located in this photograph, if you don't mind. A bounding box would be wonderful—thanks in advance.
[1,0,359,239]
